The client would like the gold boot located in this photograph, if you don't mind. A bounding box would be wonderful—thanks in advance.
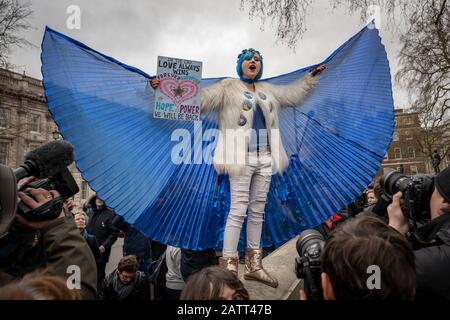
[244,248,278,288]
[218,256,239,276]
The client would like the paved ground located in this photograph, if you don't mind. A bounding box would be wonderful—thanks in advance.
[105,237,300,300]
[106,238,124,275]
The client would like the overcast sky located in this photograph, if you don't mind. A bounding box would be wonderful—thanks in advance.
[11,0,409,108]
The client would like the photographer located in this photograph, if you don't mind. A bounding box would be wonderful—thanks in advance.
[299,215,416,300]
[0,164,97,300]
[388,166,450,299]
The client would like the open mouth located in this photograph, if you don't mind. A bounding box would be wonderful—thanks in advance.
[249,65,256,71]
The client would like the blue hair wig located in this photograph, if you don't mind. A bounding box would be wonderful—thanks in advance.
[236,48,263,83]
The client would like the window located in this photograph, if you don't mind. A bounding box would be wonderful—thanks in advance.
[30,114,41,132]
[408,147,415,158]
[447,153,450,162]
[81,181,88,200]
[394,148,402,159]
[410,166,418,175]
[405,130,413,140]
[393,132,399,141]
[405,116,412,125]
[0,109,9,128]
[0,142,8,165]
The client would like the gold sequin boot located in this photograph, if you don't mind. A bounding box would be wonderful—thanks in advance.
[243,248,278,288]
[218,256,239,276]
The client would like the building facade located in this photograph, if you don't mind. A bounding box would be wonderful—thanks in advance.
[381,109,449,175]
[0,68,93,211]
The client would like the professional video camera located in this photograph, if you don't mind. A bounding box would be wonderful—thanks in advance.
[0,140,80,274]
[0,140,78,234]
[15,140,79,221]
[372,170,434,229]
[1,140,78,265]
[17,167,79,221]
[295,229,325,300]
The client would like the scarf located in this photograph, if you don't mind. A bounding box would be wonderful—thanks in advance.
[112,270,136,300]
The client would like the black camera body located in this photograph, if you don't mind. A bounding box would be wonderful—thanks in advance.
[17,167,79,221]
[295,229,325,300]
[376,171,434,225]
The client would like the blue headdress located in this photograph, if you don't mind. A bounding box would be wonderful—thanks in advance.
[236,48,263,83]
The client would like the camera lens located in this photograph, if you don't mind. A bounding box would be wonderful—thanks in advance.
[380,171,412,195]
[296,229,325,257]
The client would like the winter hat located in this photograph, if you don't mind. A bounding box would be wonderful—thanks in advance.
[435,166,450,203]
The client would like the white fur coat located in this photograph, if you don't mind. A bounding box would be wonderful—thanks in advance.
[201,74,317,177]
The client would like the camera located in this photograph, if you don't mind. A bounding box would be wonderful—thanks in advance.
[295,229,325,300]
[374,170,434,225]
[17,167,79,221]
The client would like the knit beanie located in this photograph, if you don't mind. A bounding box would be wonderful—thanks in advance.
[435,166,450,203]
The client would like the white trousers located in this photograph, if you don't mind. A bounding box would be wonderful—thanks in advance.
[222,150,272,258]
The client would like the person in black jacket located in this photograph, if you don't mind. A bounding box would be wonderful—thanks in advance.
[180,248,217,282]
[85,195,118,287]
[112,215,152,276]
[73,211,101,266]
[99,255,150,301]
[388,166,450,299]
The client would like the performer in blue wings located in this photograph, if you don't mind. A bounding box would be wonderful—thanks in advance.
[151,51,325,287]
[41,21,394,288]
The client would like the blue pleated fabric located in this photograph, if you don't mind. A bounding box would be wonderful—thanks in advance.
[41,21,393,250]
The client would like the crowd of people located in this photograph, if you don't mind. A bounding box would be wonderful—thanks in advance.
[0,163,450,300]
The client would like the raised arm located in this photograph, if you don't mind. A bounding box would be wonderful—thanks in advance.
[200,79,225,113]
[266,64,326,108]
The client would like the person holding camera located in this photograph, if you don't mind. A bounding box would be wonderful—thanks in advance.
[0,165,97,299]
[388,166,450,299]
[299,215,416,300]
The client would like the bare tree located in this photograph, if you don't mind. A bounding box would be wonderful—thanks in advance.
[240,0,414,48]
[414,112,449,171]
[241,0,449,158]
[396,0,449,121]
[239,0,314,49]
[0,0,33,68]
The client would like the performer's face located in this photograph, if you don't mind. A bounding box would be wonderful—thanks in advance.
[241,53,261,80]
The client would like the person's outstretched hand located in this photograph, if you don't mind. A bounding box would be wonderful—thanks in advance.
[150,78,160,90]
[311,64,326,77]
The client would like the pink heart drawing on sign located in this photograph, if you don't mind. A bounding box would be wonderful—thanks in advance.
[159,78,199,107]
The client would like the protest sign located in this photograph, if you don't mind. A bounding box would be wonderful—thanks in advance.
[153,56,202,121]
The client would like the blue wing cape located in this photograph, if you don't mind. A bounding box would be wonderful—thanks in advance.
[41,22,393,250]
